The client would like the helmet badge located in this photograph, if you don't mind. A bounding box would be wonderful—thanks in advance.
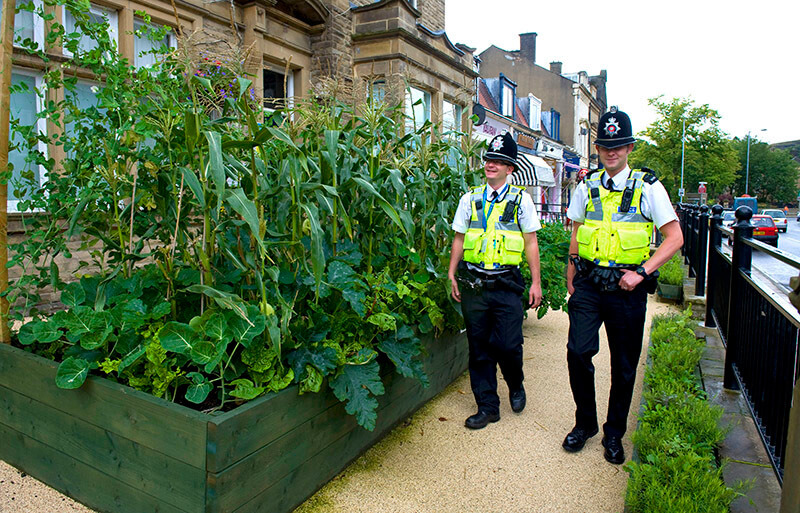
[491,136,504,151]
[604,117,621,138]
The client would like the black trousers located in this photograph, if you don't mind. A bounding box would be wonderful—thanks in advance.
[567,272,647,438]
[460,269,525,415]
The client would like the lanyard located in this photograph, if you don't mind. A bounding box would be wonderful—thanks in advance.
[482,184,507,231]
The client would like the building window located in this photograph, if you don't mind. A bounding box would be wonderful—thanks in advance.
[1,0,44,48]
[8,69,47,212]
[442,100,462,133]
[63,79,105,159]
[527,95,541,131]
[501,82,514,118]
[405,86,430,132]
[134,18,176,68]
[370,80,386,104]
[552,110,561,141]
[263,70,285,111]
[63,3,118,56]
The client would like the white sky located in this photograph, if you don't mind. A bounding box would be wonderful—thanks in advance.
[445,0,798,145]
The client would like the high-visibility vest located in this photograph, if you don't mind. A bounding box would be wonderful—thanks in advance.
[462,184,526,269]
[577,170,654,267]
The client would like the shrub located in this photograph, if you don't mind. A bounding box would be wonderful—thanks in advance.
[624,308,747,512]
[658,253,685,286]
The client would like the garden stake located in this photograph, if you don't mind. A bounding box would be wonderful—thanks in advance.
[0,0,17,343]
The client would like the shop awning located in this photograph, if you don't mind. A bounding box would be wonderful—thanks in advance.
[512,154,556,187]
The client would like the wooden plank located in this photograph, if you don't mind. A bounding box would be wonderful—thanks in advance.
[0,344,208,468]
[0,384,206,512]
[213,348,468,513]
[0,423,190,513]
[207,333,466,473]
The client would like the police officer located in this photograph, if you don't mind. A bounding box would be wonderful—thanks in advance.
[448,132,543,430]
[562,108,683,463]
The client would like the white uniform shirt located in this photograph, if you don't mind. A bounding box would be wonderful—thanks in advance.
[566,166,678,229]
[452,184,541,234]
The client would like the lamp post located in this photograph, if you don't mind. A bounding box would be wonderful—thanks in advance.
[679,119,685,202]
[744,129,767,196]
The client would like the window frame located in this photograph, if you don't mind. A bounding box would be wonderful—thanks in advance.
[133,17,177,69]
[62,3,119,57]
[2,0,45,49]
[442,99,462,134]
[405,85,431,133]
[8,67,49,213]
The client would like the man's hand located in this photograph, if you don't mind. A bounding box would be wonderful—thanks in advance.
[618,269,644,292]
[527,282,542,309]
[449,274,461,302]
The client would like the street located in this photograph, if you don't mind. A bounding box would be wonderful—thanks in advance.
[725,215,800,292]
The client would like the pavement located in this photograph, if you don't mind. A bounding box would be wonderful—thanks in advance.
[0,296,679,513]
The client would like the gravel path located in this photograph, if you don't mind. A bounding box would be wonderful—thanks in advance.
[0,296,676,513]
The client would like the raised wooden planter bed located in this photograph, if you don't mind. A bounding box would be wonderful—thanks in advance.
[0,332,467,513]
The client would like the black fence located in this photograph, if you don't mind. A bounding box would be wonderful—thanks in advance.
[677,203,708,296]
[702,204,800,484]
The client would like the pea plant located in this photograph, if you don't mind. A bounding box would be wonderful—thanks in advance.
[7,1,567,429]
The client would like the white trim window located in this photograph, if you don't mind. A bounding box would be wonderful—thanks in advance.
[0,0,44,49]
[8,68,48,212]
[63,3,118,56]
[442,99,462,134]
[528,94,542,131]
[63,79,104,158]
[404,86,430,132]
[134,18,176,68]
[501,82,514,118]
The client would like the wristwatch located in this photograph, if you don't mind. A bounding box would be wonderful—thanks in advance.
[635,266,649,279]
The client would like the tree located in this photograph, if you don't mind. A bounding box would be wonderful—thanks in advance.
[628,97,739,201]
[730,138,799,205]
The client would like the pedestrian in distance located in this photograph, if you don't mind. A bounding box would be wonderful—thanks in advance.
[447,131,543,430]
[562,107,683,463]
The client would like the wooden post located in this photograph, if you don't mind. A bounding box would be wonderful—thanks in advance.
[0,0,17,343]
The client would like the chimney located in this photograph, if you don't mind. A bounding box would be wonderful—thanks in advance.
[519,32,537,63]
[550,61,563,75]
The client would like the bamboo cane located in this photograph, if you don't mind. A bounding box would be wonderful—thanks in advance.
[0,0,17,343]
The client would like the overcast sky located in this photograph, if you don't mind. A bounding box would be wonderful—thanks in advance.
[445,0,798,145]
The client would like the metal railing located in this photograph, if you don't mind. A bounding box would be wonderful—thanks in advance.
[705,204,800,484]
[676,203,708,296]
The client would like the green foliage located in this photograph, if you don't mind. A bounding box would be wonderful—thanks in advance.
[8,0,566,430]
[624,309,748,512]
[629,97,739,200]
[7,1,506,430]
[521,222,570,318]
[626,453,743,513]
[730,138,800,204]
[657,253,684,286]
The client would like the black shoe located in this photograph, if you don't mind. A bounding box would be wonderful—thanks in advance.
[562,425,599,452]
[464,411,500,429]
[601,436,625,464]
[510,387,526,413]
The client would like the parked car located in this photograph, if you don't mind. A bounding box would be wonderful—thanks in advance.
[762,209,788,232]
[727,215,778,247]
[722,210,736,227]
[751,215,779,247]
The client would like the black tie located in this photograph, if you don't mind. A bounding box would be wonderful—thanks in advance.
[605,177,615,191]
[490,191,498,201]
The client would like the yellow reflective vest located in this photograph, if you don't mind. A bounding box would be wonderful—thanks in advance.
[462,184,526,269]
[576,170,654,267]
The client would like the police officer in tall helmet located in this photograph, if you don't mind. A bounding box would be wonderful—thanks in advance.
[448,131,543,429]
[562,108,683,463]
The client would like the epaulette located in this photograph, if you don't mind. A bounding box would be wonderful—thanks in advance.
[640,167,658,184]
[584,170,600,180]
